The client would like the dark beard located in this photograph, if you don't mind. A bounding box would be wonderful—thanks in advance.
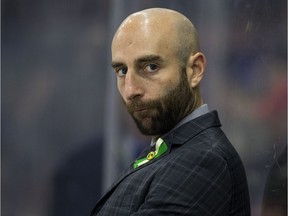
[125,68,195,136]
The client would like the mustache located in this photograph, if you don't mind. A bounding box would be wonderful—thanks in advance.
[124,98,159,113]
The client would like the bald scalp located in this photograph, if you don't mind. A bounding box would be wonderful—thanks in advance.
[113,8,200,66]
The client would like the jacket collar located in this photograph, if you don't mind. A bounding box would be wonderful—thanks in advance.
[163,110,221,146]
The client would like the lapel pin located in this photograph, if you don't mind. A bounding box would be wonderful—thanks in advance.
[133,138,168,169]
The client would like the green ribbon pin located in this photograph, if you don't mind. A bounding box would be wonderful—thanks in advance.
[133,138,168,169]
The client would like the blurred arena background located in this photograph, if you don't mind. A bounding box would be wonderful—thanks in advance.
[2,0,287,215]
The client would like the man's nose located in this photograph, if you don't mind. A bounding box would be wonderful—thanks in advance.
[124,72,144,100]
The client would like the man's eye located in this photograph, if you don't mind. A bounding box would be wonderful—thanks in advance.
[116,68,128,77]
[144,64,159,73]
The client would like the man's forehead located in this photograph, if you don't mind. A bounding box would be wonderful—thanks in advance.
[114,20,160,42]
[112,19,177,52]
[111,30,178,68]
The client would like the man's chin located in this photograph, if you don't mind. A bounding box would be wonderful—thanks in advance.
[133,115,152,128]
[132,116,157,136]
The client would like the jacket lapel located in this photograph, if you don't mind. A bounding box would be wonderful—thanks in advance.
[91,111,221,215]
[91,146,153,214]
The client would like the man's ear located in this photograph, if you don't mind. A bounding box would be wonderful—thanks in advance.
[186,52,206,88]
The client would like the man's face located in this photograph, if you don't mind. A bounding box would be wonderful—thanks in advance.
[125,67,193,135]
[111,16,194,136]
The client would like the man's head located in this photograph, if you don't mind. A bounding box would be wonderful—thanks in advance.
[111,8,206,137]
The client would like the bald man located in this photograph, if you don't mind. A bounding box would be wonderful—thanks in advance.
[91,8,250,216]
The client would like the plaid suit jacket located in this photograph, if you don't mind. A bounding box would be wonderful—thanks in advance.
[91,111,250,215]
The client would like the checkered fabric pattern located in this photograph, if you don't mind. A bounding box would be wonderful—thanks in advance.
[91,111,251,215]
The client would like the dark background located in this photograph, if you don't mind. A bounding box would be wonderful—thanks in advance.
[2,0,287,215]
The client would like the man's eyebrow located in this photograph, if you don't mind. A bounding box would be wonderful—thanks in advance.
[111,62,124,68]
[111,55,163,68]
[136,55,163,64]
